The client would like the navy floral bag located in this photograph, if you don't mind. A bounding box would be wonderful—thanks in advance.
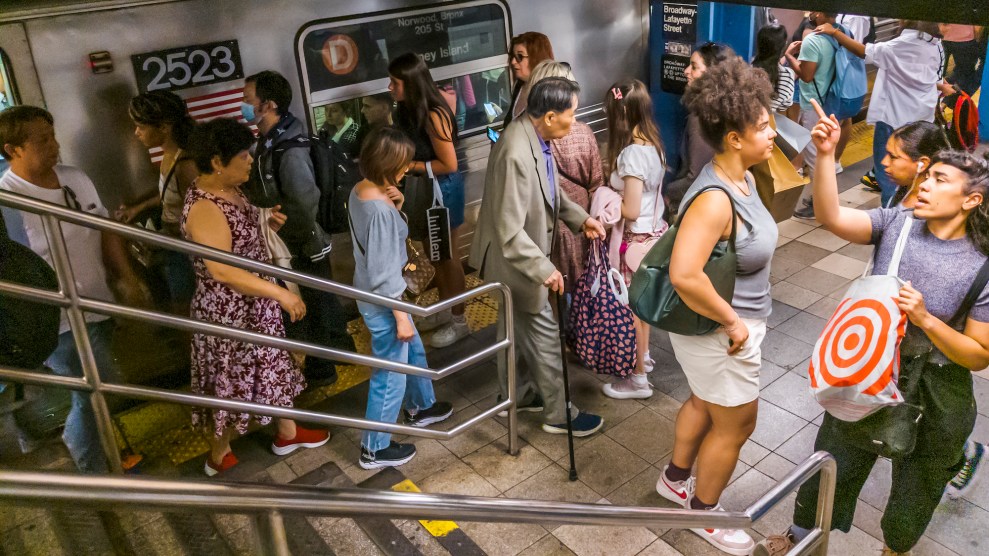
[567,240,637,377]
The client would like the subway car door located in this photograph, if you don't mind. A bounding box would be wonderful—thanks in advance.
[0,23,45,109]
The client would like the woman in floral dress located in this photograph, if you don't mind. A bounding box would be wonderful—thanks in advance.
[182,118,328,476]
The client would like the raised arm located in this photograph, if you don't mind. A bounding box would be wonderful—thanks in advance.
[815,23,866,59]
[807,99,873,244]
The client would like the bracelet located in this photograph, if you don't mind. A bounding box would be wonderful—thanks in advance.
[722,315,741,333]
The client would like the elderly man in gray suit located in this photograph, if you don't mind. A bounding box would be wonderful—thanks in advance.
[470,77,606,436]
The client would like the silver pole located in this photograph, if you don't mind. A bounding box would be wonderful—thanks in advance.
[813,454,837,556]
[501,286,519,456]
[40,215,123,474]
[258,510,290,556]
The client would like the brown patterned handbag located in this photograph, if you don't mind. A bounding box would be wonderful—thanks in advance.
[402,238,436,300]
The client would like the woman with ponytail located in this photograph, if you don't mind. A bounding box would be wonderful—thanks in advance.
[118,90,198,311]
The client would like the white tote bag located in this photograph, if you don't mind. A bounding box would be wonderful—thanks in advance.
[808,216,912,422]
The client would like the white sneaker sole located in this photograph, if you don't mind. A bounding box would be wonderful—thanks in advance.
[689,528,754,556]
[602,382,653,399]
[204,462,219,477]
[359,452,416,470]
[271,436,330,456]
[407,408,454,428]
[429,327,470,348]
[655,476,690,508]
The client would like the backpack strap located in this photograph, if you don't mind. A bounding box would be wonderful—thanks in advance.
[265,135,311,194]
[948,259,989,328]
[346,203,366,256]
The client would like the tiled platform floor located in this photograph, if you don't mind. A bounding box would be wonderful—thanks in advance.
[3,159,987,555]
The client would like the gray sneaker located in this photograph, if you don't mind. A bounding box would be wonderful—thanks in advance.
[430,320,470,348]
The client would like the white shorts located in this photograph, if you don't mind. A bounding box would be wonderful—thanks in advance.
[669,318,767,407]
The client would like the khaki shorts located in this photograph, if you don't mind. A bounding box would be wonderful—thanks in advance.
[669,317,767,407]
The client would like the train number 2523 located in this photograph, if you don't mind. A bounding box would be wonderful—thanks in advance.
[131,40,244,94]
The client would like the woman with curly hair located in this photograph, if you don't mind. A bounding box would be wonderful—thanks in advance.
[654,58,777,556]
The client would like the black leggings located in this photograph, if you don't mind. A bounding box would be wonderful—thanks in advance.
[793,359,975,552]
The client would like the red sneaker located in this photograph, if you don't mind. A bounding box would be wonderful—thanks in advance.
[204,452,238,477]
[271,426,330,456]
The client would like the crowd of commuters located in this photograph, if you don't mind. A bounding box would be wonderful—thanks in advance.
[1,12,987,556]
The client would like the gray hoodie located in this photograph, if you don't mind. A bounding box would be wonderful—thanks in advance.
[250,113,327,256]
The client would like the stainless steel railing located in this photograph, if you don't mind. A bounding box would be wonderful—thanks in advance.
[0,451,837,556]
[0,189,519,474]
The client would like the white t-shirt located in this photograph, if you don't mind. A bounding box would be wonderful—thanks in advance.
[1,165,113,333]
[864,30,944,129]
[609,144,666,234]
[837,14,871,44]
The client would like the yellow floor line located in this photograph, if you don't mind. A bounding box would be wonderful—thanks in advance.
[392,479,461,537]
[116,274,500,466]
[839,120,874,169]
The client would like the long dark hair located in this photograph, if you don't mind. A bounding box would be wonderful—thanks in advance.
[694,42,736,69]
[129,91,195,149]
[752,24,788,91]
[888,121,950,206]
[603,78,665,175]
[930,150,989,255]
[388,53,457,144]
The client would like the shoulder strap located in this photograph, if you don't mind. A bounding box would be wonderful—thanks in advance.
[886,215,913,276]
[555,160,585,189]
[160,156,184,202]
[948,259,989,328]
[346,204,366,256]
[677,184,739,245]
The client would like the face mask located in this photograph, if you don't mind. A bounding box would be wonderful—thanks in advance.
[240,102,256,123]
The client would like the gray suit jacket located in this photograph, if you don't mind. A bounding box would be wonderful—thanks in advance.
[469,117,589,313]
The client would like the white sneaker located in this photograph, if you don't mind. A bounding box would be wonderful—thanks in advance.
[690,505,755,556]
[643,350,656,373]
[835,162,844,174]
[430,320,470,348]
[416,310,452,333]
[656,466,694,508]
[602,375,652,399]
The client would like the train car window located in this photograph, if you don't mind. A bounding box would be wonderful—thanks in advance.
[0,49,18,175]
[296,0,511,137]
[0,49,17,111]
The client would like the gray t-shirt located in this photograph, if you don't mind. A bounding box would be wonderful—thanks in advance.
[681,163,779,319]
[349,190,408,299]
[869,207,989,362]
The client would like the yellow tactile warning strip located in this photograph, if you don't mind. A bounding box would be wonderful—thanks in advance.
[392,479,461,537]
[115,273,501,466]
[839,120,875,169]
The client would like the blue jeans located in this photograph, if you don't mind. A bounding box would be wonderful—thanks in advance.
[46,319,121,473]
[358,301,436,453]
[872,121,897,207]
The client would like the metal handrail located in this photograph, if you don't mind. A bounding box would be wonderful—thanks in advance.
[0,451,837,556]
[0,189,519,474]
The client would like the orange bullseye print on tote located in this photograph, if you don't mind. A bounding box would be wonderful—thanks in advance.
[808,217,915,422]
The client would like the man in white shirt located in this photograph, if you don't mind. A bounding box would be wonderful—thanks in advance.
[0,105,142,473]
[816,21,945,207]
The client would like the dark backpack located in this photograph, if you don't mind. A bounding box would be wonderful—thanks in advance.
[0,236,61,368]
[271,134,362,235]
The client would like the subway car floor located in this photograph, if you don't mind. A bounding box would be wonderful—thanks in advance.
[2,122,988,555]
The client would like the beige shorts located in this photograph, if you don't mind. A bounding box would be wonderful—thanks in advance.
[669,318,767,407]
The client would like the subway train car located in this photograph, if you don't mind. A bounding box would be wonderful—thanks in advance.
[0,0,649,262]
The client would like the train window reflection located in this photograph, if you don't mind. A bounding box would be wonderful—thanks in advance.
[310,66,511,150]
[0,50,14,112]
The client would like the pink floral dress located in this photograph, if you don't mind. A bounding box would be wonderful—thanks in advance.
[181,186,304,438]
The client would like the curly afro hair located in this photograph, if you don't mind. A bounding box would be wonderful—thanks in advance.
[681,57,773,152]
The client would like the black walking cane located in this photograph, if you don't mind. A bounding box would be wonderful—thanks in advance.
[555,275,578,481]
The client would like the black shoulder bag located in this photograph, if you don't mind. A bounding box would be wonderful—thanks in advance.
[834,259,989,458]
